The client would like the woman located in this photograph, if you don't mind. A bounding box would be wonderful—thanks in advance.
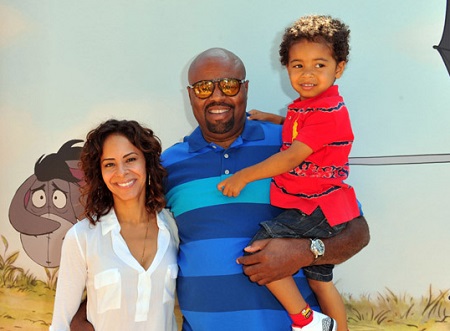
[50,119,178,331]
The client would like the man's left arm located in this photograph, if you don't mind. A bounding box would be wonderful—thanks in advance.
[236,215,370,285]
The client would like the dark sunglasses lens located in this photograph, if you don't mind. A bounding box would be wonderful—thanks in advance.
[194,81,214,99]
[219,79,240,96]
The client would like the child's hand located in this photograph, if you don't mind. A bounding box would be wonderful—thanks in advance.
[248,109,284,125]
[217,172,248,197]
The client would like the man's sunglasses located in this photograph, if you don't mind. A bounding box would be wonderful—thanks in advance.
[188,78,246,99]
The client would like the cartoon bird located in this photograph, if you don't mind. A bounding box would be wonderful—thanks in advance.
[8,139,84,268]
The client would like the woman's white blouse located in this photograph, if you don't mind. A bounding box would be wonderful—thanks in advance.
[50,208,179,331]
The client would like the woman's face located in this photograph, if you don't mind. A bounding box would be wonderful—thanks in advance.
[100,134,147,206]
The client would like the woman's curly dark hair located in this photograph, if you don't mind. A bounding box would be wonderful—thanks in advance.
[79,119,167,225]
[279,15,350,66]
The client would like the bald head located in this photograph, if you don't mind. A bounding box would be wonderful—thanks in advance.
[186,48,249,149]
[188,48,246,84]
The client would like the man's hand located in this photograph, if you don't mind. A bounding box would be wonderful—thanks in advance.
[70,299,94,331]
[237,216,370,285]
[248,109,285,125]
[237,238,311,285]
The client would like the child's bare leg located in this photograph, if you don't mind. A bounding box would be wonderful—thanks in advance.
[266,276,306,313]
[308,279,348,331]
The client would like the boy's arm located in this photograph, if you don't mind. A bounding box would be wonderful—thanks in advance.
[236,215,370,285]
[217,140,313,197]
[70,299,94,331]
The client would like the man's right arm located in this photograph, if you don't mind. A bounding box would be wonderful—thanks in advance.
[236,215,370,285]
[70,299,94,331]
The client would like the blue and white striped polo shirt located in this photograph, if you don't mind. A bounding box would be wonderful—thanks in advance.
[162,119,319,331]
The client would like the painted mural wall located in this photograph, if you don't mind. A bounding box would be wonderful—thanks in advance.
[1,0,449,330]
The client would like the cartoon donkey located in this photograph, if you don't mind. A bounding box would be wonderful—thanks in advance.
[8,139,84,268]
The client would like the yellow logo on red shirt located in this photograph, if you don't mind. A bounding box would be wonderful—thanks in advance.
[292,120,299,140]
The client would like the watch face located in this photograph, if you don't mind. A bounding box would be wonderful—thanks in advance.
[311,239,325,257]
[317,239,325,252]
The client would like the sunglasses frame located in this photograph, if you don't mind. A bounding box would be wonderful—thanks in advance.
[188,78,247,99]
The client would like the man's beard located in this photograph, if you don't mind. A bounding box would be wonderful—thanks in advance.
[206,117,234,134]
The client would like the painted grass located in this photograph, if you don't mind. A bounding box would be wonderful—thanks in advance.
[1,235,449,330]
[344,287,450,330]
[0,283,53,330]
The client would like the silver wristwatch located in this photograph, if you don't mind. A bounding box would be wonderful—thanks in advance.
[310,238,325,259]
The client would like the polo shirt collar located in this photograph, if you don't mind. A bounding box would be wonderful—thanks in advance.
[291,85,339,107]
[185,118,265,153]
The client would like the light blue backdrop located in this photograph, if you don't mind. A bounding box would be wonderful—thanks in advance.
[1,0,449,297]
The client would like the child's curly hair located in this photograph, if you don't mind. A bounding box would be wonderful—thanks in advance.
[279,15,350,66]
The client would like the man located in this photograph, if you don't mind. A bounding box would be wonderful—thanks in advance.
[161,48,368,331]
[70,48,369,331]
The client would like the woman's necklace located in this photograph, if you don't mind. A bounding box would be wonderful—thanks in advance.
[141,216,151,267]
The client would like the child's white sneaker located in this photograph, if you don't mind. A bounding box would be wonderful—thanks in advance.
[291,311,337,331]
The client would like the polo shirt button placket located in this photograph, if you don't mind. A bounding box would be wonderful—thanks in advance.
[223,153,230,175]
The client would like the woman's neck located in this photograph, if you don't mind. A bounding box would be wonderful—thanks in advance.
[114,200,149,224]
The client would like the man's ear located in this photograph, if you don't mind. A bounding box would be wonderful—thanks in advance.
[242,80,249,94]
[335,61,346,78]
[187,86,194,103]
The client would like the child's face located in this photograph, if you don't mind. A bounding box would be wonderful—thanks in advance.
[286,40,346,101]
